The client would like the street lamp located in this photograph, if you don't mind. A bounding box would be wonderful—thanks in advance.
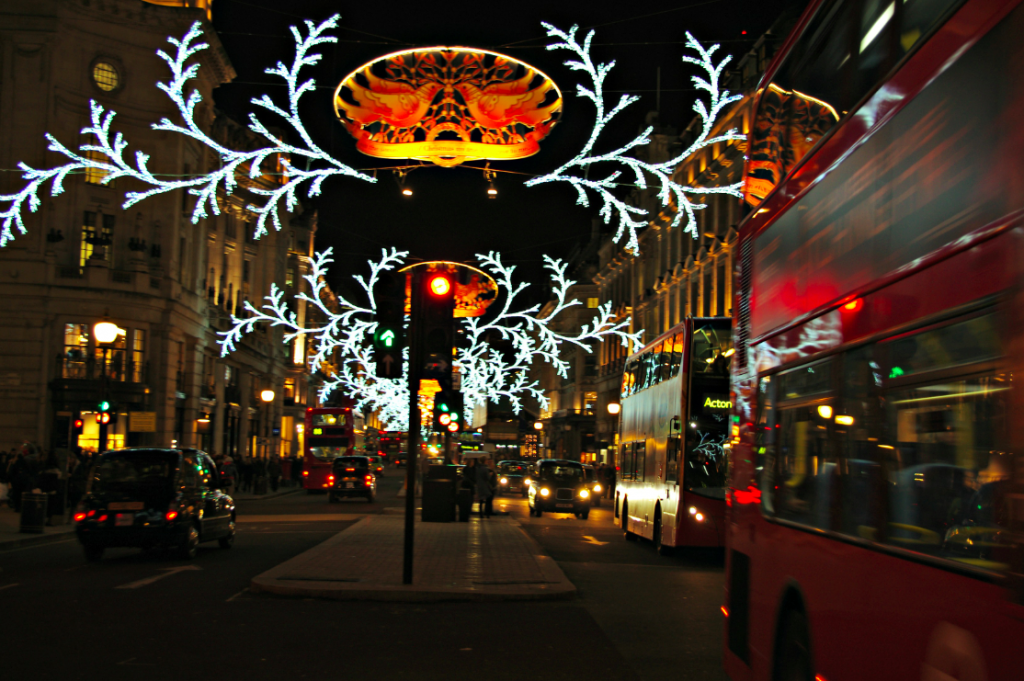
[260,388,275,459]
[93,319,123,452]
[607,402,621,415]
[533,421,543,430]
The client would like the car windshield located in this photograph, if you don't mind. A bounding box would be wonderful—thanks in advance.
[501,464,527,475]
[538,463,584,480]
[333,457,369,470]
[583,468,595,481]
[91,452,177,491]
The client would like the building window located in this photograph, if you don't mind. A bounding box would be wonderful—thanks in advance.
[131,329,146,383]
[92,61,120,92]
[63,323,90,378]
[586,297,600,308]
[80,212,96,268]
[83,148,111,185]
[286,266,297,288]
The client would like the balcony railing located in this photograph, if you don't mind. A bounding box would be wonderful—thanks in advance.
[59,355,148,384]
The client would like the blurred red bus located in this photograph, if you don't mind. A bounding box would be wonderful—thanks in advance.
[726,0,1024,679]
[376,431,406,463]
[614,317,733,552]
[303,407,354,492]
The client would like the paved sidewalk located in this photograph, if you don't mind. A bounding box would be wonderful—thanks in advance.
[0,506,76,551]
[250,514,575,602]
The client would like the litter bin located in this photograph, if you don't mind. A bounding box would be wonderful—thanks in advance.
[20,492,48,534]
[422,478,455,522]
[456,488,473,522]
[254,476,268,495]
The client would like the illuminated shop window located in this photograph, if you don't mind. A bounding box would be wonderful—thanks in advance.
[92,61,120,92]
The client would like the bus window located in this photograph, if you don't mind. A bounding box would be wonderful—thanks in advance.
[633,442,646,482]
[667,436,681,485]
[650,341,666,385]
[693,321,734,375]
[668,334,683,377]
[836,346,885,540]
[621,443,634,481]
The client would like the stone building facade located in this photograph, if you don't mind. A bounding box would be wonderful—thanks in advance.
[0,0,322,459]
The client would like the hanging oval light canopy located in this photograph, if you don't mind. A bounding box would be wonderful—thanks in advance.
[334,47,562,168]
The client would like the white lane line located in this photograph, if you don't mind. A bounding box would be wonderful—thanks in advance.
[225,587,248,602]
[115,565,202,590]
[0,583,20,591]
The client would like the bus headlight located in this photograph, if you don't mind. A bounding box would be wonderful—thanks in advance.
[579,489,590,499]
[540,488,550,497]
[593,484,602,493]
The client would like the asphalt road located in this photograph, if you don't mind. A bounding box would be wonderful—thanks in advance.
[1,467,727,681]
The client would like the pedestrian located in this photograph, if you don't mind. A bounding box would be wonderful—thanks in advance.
[240,457,254,493]
[220,456,238,495]
[267,455,282,492]
[474,457,492,518]
[484,460,498,517]
[293,455,303,486]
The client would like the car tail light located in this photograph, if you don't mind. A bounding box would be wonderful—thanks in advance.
[346,468,355,472]
[328,475,335,483]
[98,514,108,523]
[87,509,96,518]
[74,512,87,522]
[165,510,178,521]
[302,470,309,477]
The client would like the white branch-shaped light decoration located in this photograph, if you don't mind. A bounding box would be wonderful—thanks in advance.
[219,249,642,431]
[526,24,745,254]
[0,14,374,247]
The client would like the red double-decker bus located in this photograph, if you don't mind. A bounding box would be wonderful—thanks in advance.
[726,0,1024,679]
[615,317,733,552]
[303,407,354,492]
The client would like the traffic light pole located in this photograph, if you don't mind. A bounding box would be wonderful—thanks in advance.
[403,269,423,585]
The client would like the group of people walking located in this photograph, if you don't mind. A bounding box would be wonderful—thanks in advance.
[460,458,497,518]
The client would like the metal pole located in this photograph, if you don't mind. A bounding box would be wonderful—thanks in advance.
[98,347,108,453]
[403,269,423,585]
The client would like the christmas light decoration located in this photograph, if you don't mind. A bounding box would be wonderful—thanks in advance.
[0,16,740,256]
[219,248,642,431]
[526,24,745,254]
[0,15,374,247]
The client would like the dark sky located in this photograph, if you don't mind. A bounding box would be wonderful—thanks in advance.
[210,0,804,295]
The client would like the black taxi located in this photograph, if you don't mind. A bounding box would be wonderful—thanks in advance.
[74,448,235,561]
[527,459,592,519]
[329,456,377,502]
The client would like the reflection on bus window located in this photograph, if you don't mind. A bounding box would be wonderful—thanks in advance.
[885,374,1012,569]
[310,446,348,461]
[692,321,734,375]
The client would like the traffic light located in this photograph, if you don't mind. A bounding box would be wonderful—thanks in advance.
[373,271,406,379]
[420,271,455,382]
[432,390,464,433]
[73,417,84,436]
[96,400,113,425]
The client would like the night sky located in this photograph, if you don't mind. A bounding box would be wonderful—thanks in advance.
[209,0,804,296]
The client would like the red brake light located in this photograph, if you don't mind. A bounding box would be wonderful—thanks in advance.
[302,470,309,476]
[328,475,335,482]
[74,512,87,522]
[98,514,108,523]
[346,468,355,472]
[721,606,729,617]
[86,509,96,518]
[165,510,178,521]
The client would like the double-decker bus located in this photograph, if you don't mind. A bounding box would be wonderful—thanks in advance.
[615,317,733,553]
[376,431,406,464]
[726,0,1024,678]
[303,407,354,491]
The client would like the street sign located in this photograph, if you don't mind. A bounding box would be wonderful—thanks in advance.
[130,411,156,432]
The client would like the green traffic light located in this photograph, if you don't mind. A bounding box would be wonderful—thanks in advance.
[438,402,449,412]
[450,413,459,422]
[98,400,111,412]
[380,329,396,348]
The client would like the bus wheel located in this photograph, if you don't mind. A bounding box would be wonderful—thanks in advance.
[775,610,813,681]
[622,502,637,541]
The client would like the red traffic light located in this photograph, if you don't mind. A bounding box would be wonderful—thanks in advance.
[74,419,84,429]
[428,275,451,297]
[95,412,111,425]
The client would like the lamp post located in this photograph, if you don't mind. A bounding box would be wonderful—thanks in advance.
[93,320,120,453]
[260,388,275,459]
[606,402,620,467]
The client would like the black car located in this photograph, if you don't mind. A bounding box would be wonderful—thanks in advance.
[528,459,592,519]
[496,461,530,497]
[329,456,377,502]
[394,451,408,468]
[582,464,603,508]
[74,448,235,561]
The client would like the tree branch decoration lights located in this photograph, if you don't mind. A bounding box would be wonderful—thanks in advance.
[219,248,642,431]
[526,24,745,254]
[0,15,375,247]
[0,15,741,255]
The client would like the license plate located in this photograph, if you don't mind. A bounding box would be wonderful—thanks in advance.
[109,502,144,511]
[556,503,572,509]
[115,513,134,526]
[345,483,354,489]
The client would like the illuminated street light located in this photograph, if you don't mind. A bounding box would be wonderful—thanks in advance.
[94,320,119,344]
[260,389,275,403]
[607,402,621,415]
[534,421,543,430]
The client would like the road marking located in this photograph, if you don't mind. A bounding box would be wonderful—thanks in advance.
[226,587,248,602]
[0,583,19,591]
[115,565,202,590]
[582,535,609,546]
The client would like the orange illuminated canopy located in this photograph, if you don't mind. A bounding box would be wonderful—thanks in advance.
[334,47,562,167]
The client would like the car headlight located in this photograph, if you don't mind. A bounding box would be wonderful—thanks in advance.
[540,488,550,497]
[593,484,602,492]
[500,477,508,485]
[579,489,590,499]
[524,478,531,487]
